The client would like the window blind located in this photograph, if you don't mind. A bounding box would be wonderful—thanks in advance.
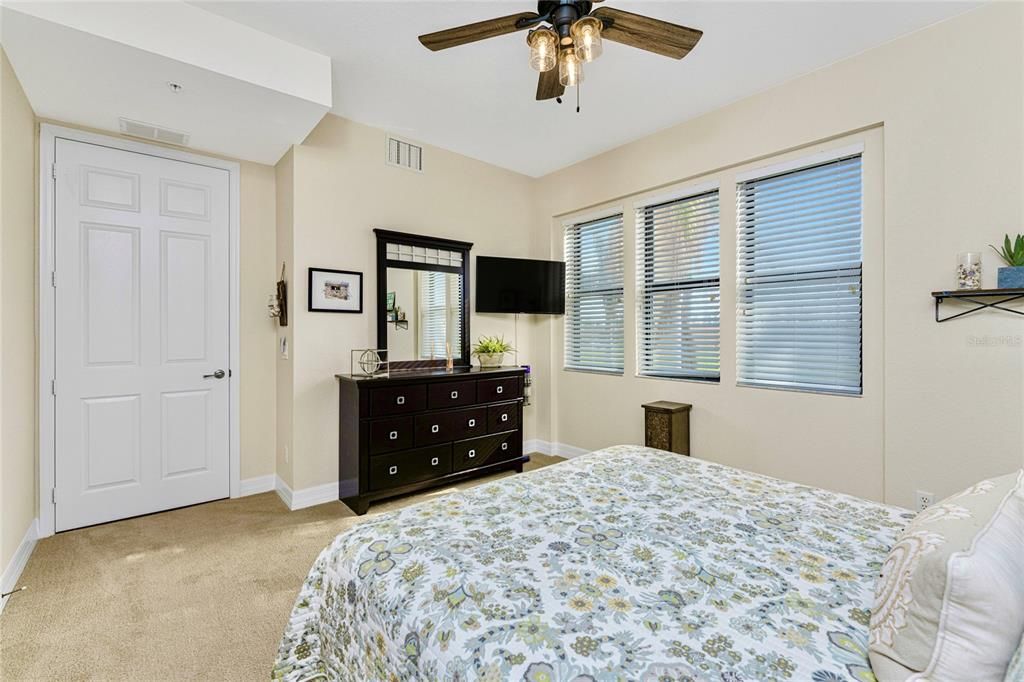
[564,213,624,372]
[637,190,720,380]
[418,271,461,359]
[737,154,863,395]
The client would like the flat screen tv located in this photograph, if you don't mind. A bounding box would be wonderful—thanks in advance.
[476,256,565,314]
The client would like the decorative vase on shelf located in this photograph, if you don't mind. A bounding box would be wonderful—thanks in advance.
[956,252,982,290]
[997,266,1024,289]
[476,352,504,368]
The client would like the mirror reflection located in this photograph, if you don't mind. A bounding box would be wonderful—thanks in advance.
[385,267,463,362]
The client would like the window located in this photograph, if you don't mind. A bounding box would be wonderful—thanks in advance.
[564,213,624,372]
[637,189,720,380]
[418,271,461,359]
[737,154,863,395]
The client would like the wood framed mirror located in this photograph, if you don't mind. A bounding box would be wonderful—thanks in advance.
[374,229,472,370]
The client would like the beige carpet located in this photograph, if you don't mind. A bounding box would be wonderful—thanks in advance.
[0,454,563,681]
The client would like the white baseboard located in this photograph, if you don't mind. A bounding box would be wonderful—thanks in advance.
[275,476,340,511]
[238,474,275,497]
[1,519,38,615]
[525,440,589,459]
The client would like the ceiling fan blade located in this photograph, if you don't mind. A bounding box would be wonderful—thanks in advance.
[536,68,564,101]
[592,7,702,59]
[419,12,539,51]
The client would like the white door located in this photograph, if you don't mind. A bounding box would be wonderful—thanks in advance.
[54,139,230,531]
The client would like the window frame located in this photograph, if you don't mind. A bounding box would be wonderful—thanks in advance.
[636,183,722,382]
[563,209,626,374]
[735,145,865,397]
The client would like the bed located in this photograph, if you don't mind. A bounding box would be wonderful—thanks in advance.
[274,445,912,681]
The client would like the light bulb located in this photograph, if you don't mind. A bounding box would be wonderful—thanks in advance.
[559,49,583,87]
[527,28,557,73]
[571,16,603,63]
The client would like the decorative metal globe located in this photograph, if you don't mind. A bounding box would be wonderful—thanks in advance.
[358,350,382,375]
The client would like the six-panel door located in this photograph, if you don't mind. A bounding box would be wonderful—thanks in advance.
[54,139,230,531]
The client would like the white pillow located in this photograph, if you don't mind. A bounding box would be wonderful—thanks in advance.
[869,470,1024,681]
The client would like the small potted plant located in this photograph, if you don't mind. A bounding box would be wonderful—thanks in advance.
[472,335,513,368]
[991,233,1024,289]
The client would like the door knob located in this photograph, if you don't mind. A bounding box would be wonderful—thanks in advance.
[203,369,226,379]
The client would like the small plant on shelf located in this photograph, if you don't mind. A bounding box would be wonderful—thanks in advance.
[990,233,1024,288]
[472,335,514,368]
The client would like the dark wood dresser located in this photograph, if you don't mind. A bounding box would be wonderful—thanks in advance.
[336,367,528,514]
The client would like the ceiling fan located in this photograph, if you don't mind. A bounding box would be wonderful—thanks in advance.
[418,1,703,104]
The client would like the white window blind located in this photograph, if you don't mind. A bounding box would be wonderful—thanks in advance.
[737,154,863,395]
[418,271,461,359]
[565,213,624,372]
[637,190,720,380]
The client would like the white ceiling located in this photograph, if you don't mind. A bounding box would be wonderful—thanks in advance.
[1,2,331,165]
[196,1,980,177]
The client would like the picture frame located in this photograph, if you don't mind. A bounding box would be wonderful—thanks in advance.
[386,291,396,312]
[308,268,363,313]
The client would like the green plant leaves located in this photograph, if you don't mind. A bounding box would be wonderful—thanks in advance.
[990,233,1024,267]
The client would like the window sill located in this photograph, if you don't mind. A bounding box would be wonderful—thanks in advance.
[635,373,720,385]
[736,381,862,398]
[563,367,624,377]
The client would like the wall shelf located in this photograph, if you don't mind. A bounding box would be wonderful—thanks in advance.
[931,288,1024,322]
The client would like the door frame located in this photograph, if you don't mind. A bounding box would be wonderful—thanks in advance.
[37,124,241,537]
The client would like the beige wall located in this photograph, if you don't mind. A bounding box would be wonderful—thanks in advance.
[533,3,1024,507]
[1,48,37,570]
[279,114,544,490]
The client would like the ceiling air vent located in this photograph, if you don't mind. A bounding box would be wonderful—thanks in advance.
[119,118,190,147]
[386,135,423,173]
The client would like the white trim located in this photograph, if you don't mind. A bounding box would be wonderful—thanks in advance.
[37,124,242,538]
[239,474,276,497]
[525,439,591,459]
[561,205,624,230]
[274,477,340,511]
[1,519,38,615]
[734,142,865,183]
[633,179,720,210]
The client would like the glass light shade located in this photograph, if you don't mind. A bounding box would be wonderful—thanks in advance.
[559,49,584,87]
[571,16,603,63]
[527,28,557,72]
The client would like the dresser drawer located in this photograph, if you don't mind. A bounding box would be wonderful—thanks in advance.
[368,416,413,455]
[453,432,520,473]
[369,445,452,492]
[370,385,426,416]
[414,406,486,446]
[427,380,477,409]
[478,376,520,403]
[487,402,519,433]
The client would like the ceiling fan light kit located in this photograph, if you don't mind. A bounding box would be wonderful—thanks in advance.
[418,0,702,104]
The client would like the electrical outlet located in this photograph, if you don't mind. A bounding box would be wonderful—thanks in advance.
[915,490,935,511]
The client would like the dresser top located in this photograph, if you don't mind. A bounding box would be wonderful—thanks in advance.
[337,365,525,385]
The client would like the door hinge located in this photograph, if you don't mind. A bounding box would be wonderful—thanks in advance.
[51,164,57,180]
[51,271,56,288]
[51,488,56,504]
[50,379,56,396]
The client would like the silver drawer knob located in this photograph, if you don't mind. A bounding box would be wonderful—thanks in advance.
[431,457,439,466]
[468,418,476,427]
[501,443,508,451]
[389,431,398,440]
[501,414,508,422]
[389,465,398,475]
[496,386,503,394]
[468,449,476,458]
[431,424,439,433]
[451,390,458,399]
[396,396,405,405]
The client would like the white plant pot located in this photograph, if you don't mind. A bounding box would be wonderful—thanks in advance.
[476,353,504,368]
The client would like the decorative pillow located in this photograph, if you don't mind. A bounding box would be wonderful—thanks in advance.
[1006,631,1024,682]
[869,470,1024,681]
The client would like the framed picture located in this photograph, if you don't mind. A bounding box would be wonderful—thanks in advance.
[386,291,396,312]
[308,268,363,313]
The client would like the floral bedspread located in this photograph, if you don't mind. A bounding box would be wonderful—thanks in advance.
[273,446,912,681]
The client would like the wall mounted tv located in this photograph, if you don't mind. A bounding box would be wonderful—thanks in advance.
[475,256,565,314]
